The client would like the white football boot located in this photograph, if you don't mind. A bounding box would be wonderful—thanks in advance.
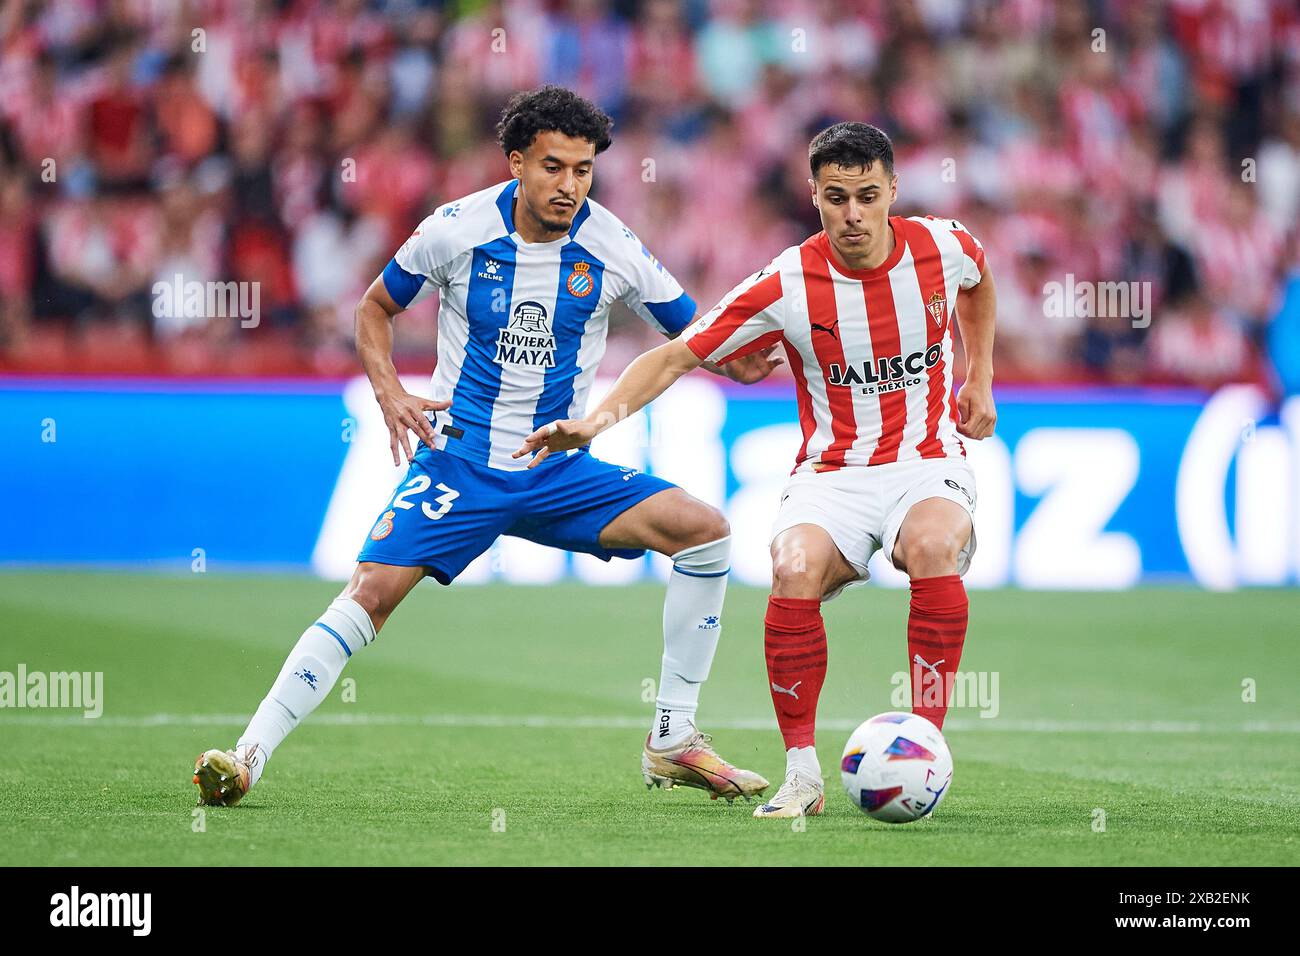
[752,767,825,818]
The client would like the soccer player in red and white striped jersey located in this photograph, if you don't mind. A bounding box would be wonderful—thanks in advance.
[517,122,998,818]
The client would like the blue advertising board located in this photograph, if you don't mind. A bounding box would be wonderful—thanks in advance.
[2,376,1294,589]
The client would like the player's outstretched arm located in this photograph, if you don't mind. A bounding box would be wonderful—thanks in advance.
[699,346,784,384]
[954,263,997,440]
[355,276,450,466]
[514,336,702,468]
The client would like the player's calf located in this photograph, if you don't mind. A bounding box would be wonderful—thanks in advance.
[893,499,973,731]
[604,489,735,751]
[648,532,732,748]
[191,570,407,806]
[904,575,969,730]
[764,525,851,790]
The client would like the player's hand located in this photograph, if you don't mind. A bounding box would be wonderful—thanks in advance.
[376,388,451,465]
[513,418,598,469]
[705,345,785,385]
[956,379,996,440]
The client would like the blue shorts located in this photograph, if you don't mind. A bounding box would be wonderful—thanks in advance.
[356,448,677,584]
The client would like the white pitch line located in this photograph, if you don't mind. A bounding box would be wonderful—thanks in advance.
[1,713,1299,733]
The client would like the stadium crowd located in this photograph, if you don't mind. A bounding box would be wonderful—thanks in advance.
[1,0,1298,391]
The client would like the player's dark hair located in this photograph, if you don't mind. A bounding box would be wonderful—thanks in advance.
[808,122,894,179]
[496,86,613,156]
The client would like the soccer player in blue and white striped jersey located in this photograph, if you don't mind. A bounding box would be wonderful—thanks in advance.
[193,87,782,809]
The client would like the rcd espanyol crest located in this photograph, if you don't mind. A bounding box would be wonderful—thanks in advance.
[566,261,594,298]
[370,510,396,541]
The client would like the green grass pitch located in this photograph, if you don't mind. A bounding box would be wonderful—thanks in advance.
[1,572,1297,866]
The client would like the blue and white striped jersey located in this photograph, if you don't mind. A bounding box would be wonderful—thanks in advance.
[382,180,696,471]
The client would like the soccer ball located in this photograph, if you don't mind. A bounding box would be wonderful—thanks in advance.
[840,712,953,823]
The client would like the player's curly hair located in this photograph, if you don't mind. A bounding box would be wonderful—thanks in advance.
[808,122,894,178]
[496,86,613,156]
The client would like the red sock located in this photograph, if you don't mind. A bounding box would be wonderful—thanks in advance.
[764,597,826,749]
[907,575,969,730]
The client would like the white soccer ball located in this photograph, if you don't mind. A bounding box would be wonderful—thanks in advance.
[840,712,953,823]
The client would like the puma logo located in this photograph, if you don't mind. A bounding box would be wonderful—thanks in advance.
[913,655,945,677]
[810,322,839,339]
[771,680,802,700]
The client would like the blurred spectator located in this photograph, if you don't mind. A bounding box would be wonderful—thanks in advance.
[1258,106,1300,235]
[1149,292,1254,390]
[0,175,37,350]
[150,175,224,338]
[546,0,631,116]
[1191,179,1285,330]
[154,55,220,165]
[88,40,153,188]
[695,0,785,103]
[627,0,701,120]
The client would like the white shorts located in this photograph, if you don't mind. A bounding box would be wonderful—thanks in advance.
[770,457,978,599]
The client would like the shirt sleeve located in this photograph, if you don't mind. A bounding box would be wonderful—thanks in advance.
[617,236,697,336]
[381,205,462,309]
[937,217,986,289]
[681,263,786,364]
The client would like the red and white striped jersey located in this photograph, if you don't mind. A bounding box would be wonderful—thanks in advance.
[682,215,986,473]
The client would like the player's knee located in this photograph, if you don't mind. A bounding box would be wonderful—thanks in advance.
[700,508,730,544]
[901,527,962,573]
[679,504,730,549]
[339,578,392,630]
[771,548,824,598]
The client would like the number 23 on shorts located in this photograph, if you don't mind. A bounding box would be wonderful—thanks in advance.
[392,474,459,520]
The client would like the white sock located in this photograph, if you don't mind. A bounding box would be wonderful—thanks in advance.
[236,597,376,788]
[652,536,730,749]
[786,745,821,778]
